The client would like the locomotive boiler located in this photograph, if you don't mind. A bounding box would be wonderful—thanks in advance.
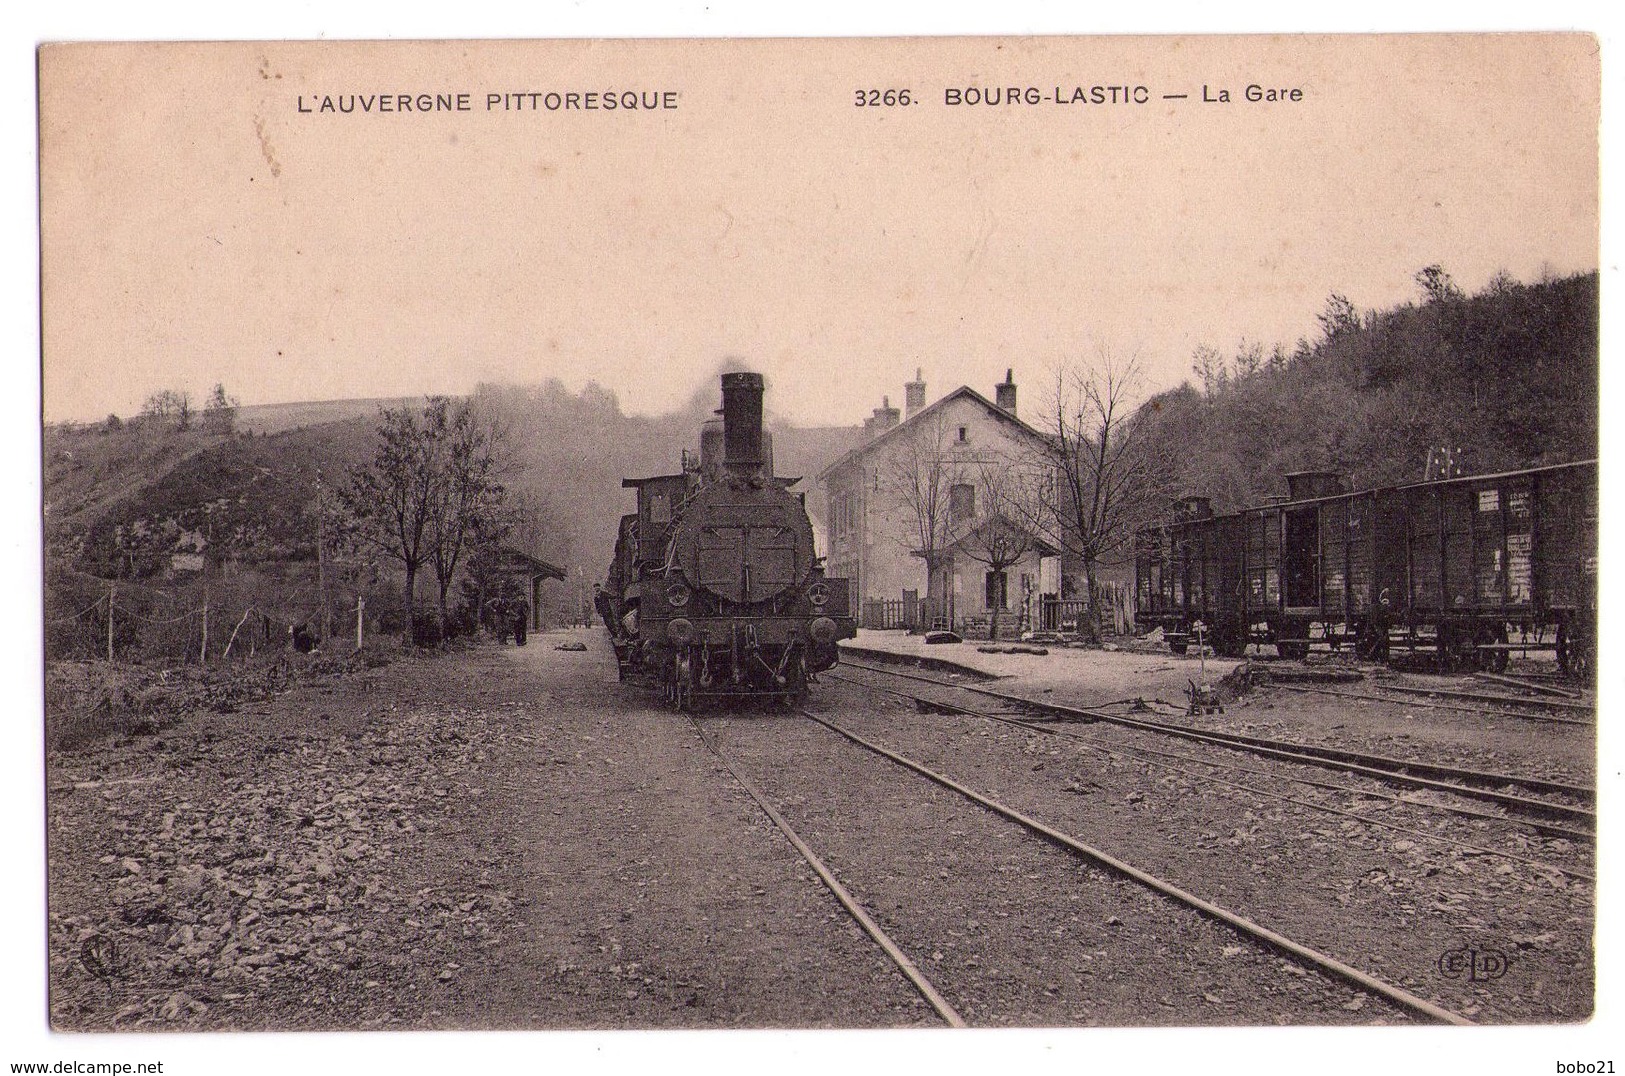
[602,372,856,708]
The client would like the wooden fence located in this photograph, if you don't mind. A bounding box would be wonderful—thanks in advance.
[862,583,1135,638]
[862,597,931,631]
[1040,583,1135,636]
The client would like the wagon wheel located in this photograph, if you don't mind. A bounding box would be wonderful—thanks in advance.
[1355,623,1389,663]
[1438,625,1480,674]
[1273,624,1309,661]
[1436,625,1463,673]
[1277,640,1310,662]
[1215,624,1247,659]
[1569,638,1593,682]
[1558,621,1593,682]
[1473,624,1510,674]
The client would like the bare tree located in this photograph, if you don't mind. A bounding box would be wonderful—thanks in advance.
[1233,337,1264,382]
[1032,349,1171,643]
[202,382,240,435]
[426,399,513,640]
[342,399,452,647]
[955,455,1041,640]
[1415,263,1464,305]
[877,409,966,623]
[141,388,193,430]
[1191,344,1223,397]
[1317,293,1362,342]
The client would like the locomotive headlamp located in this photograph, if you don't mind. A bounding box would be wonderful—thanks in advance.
[667,618,695,645]
[809,617,837,644]
[666,582,691,607]
[807,581,830,608]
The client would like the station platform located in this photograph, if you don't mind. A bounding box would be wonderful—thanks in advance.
[838,628,1242,709]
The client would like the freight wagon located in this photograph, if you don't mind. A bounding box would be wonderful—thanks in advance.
[1134,461,1596,675]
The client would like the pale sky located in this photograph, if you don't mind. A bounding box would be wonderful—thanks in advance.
[41,35,1598,427]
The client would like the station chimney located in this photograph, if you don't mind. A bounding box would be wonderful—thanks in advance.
[864,395,901,438]
[904,368,927,418]
[995,369,1017,415]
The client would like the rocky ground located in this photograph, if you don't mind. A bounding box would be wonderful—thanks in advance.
[46,634,922,1030]
[44,631,1594,1029]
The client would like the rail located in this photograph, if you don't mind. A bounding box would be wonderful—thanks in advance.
[798,707,1471,1026]
[838,658,1595,825]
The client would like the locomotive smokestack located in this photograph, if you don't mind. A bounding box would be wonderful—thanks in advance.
[720,371,765,473]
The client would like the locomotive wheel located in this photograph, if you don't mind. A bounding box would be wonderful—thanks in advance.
[779,657,810,709]
[1167,638,1189,655]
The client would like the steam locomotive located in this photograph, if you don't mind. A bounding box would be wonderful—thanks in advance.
[601,372,856,708]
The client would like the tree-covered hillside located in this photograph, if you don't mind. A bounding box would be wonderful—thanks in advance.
[1147,269,1597,513]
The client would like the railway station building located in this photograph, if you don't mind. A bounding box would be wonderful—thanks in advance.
[818,370,1065,635]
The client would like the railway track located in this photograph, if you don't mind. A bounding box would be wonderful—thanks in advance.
[835,659,1595,832]
[1270,682,1593,728]
[1374,682,1594,715]
[829,666,1592,881]
[689,716,966,1027]
[689,709,1467,1026]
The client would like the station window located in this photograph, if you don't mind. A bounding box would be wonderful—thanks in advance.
[957,426,969,443]
[950,483,976,520]
[985,570,1008,610]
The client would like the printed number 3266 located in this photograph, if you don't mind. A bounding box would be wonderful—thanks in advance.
[855,89,912,106]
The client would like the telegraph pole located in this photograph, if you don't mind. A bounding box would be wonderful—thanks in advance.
[316,470,335,644]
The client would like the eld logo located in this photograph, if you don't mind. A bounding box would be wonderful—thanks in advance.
[1438,946,1510,982]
